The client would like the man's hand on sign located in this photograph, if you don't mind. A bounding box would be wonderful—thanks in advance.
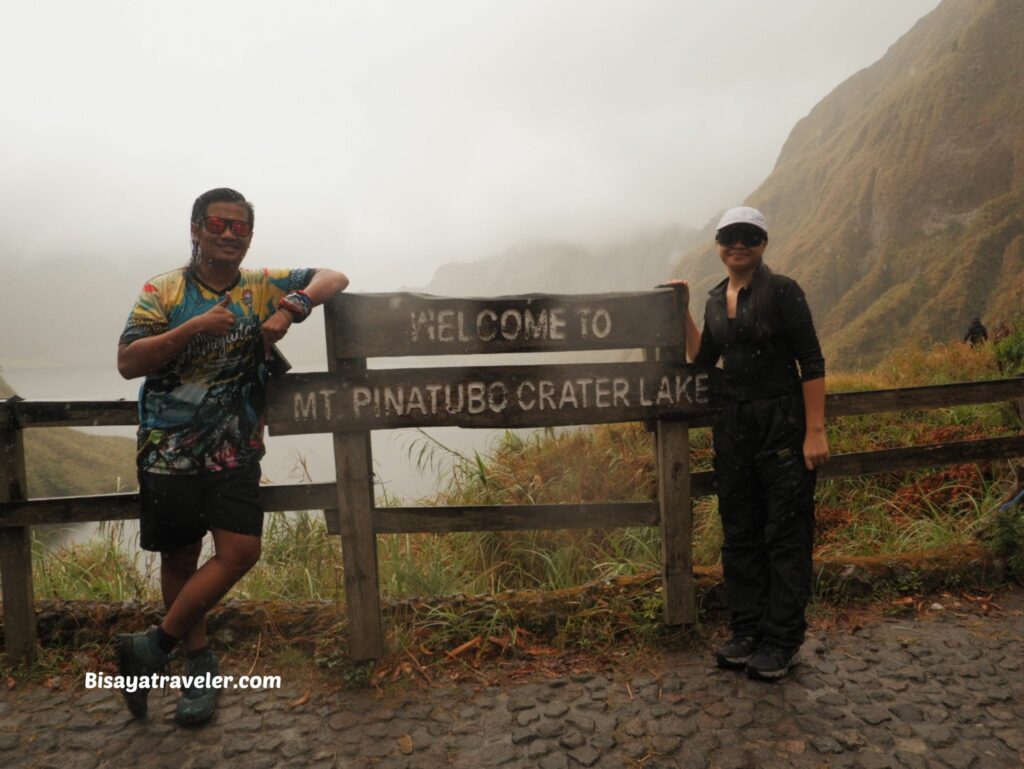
[261,309,294,359]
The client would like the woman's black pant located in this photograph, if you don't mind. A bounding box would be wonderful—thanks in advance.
[712,390,816,650]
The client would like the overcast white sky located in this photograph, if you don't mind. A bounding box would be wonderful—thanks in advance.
[2,0,940,290]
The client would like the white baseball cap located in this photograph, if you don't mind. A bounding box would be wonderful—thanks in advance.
[716,206,767,235]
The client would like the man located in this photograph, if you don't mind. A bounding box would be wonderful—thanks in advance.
[116,187,348,724]
[964,317,988,347]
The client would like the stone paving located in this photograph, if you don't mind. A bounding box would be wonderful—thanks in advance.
[1,589,1022,769]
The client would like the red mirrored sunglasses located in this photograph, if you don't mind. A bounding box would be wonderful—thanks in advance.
[201,216,253,237]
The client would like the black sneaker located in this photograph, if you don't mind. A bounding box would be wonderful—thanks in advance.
[175,649,220,726]
[715,634,759,670]
[117,626,169,718]
[746,642,797,681]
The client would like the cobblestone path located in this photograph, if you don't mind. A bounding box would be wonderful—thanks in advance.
[1,589,1022,769]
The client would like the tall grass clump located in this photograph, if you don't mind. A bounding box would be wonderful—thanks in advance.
[392,425,689,593]
[32,522,158,601]
[233,511,346,600]
[994,314,1024,377]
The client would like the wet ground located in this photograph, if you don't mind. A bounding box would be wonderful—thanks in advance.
[1,587,1022,769]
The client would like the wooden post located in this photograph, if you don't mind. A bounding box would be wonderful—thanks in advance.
[656,283,695,625]
[323,304,386,661]
[0,402,37,664]
[657,421,694,624]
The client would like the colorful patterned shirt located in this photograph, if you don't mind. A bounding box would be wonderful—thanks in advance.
[120,266,314,474]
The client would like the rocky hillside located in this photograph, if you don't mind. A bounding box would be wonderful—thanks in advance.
[0,374,137,497]
[676,0,1024,369]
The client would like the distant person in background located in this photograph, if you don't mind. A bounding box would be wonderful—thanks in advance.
[666,206,828,681]
[115,187,349,724]
[964,317,988,347]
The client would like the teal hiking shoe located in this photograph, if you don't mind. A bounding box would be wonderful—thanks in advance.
[175,649,220,726]
[117,627,169,718]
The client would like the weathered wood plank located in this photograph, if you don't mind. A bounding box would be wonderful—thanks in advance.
[267,362,718,434]
[653,289,694,626]
[657,420,694,625]
[0,424,36,664]
[0,400,138,428]
[688,434,1024,497]
[326,302,386,661]
[680,378,1024,430]
[0,492,139,527]
[5,434,1022,527]
[5,435,1022,526]
[0,484,338,527]
[826,378,1024,418]
[818,434,1024,478]
[329,290,685,357]
[320,502,660,535]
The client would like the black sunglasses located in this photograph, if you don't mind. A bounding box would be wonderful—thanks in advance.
[716,224,767,248]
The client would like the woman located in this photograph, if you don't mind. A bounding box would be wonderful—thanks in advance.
[673,206,829,681]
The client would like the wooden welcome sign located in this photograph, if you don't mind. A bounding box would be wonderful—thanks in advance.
[267,292,714,432]
[265,288,718,661]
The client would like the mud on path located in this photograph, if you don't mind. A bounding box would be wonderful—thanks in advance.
[1,586,1022,769]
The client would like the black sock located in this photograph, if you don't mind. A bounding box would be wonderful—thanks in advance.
[186,646,210,660]
[155,626,179,654]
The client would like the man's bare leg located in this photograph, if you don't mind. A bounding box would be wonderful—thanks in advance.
[160,529,261,640]
[160,540,206,652]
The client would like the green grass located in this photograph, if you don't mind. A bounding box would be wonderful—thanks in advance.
[33,521,158,602]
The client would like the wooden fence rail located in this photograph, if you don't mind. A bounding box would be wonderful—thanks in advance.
[1,288,1022,665]
[3,405,1021,532]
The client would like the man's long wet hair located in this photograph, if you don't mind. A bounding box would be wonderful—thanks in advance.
[190,188,255,264]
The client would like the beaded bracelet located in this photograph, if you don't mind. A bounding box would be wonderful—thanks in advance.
[277,290,313,323]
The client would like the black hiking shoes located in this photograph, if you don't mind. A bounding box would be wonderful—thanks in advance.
[175,649,220,726]
[745,642,798,681]
[117,626,169,718]
[715,634,759,670]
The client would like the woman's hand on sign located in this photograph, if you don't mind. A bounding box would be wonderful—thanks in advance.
[658,279,690,293]
[261,309,294,358]
[803,428,830,471]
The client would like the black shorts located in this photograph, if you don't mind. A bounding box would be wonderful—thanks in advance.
[138,464,264,554]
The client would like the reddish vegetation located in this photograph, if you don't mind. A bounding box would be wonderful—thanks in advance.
[889,463,986,519]
[815,505,854,545]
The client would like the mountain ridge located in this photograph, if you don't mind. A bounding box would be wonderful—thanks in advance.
[417,225,702,297]
[675,0,1024,369]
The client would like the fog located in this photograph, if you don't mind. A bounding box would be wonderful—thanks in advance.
[3,1,938,299]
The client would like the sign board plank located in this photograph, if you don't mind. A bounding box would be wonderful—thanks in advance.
[267,361,718,434]
[329,290,686,357]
